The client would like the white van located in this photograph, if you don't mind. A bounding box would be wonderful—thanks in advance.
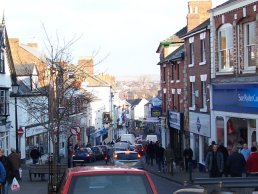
[146,135,158,143]
[120,134,136,145]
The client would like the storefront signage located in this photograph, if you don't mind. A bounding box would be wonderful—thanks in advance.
[189,112,210,137]
[168,111,183,130]
[151,107,162,117]
[213,84,258,113]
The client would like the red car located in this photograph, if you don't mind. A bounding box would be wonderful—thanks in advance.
[58,166,158,194]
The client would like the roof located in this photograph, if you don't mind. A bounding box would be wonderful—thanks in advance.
[15,64,37,76]
[20,43,47,62]
[156,26,187,53]
[181,19,210,39]
[158,45,184,65]
[213,0,237,10]
[68,166,145,174]
[127,99,142,107]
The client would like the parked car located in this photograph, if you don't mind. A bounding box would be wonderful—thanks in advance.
[57,166,158,194]
[110,150,144,169]
[113,142,130,151]
[91,146,104,160]
[72,147,95,165]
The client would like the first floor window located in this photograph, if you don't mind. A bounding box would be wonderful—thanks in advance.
[190,82,195,107]
[202,81,207,108]
[244,21,256,68]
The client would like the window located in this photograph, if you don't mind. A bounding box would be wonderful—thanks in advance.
[200,39,206,63]
[201,81,207,109]
[0,49,4,73]
[244,21,256,69]
[0,89,9,116]
[190,82,195,108]
[177,63,180,80]
[172,94,175,109]
[177,94,180,112]
[171,65,174,81]
[218,24,233,71]
[190,43,194,65]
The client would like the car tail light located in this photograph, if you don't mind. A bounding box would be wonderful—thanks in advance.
[86,154,90,157]
[137,154,141,158]
[114,154,118,159]
[72,155,75,157]
[141,148,144,151]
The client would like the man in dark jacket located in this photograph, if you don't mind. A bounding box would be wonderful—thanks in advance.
[218,143,229,177]
[7,148,21,181]
[156,142,165,172]
[183,145,193,172]
[146,141,155,166]
[226,145,246,177]
[30,147,41,164]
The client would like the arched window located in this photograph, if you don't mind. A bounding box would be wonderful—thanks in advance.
[217,24,234,72]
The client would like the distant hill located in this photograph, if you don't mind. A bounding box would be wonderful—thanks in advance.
[116,74,159,82]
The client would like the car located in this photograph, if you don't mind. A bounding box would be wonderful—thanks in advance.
[91,146,104,160]
[72,147,95,165]
[57,166,158,194]
[135,143,145,156]
[110,150,144,169]
[113,142,130,151]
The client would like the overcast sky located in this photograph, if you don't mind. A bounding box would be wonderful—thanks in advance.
[1,0,227,77]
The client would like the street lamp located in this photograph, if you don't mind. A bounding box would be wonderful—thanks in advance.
[12,83,19,152]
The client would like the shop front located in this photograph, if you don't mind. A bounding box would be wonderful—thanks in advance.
[168,111,184,163]
[211,84,258,152]
[189,112,210,164]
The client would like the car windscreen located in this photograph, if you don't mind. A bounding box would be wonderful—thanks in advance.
[68,174,154,194]
[116,153,139,160]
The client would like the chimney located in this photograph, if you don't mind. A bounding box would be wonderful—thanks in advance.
[9,38,20,46]
[187,0,212,32]
[78,56,94,75]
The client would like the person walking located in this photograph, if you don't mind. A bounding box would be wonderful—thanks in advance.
[0,161,6,194]
[183,145,193,172]
[30,147,41,164]
[246,146,258,177]
[218,143,229,177]
[226,145,246,177]
[156,142,165,172]
[146,141,155,166]
[164,144,174,175]
[0,149,12,194]
[205,144,224,178]
[240,143,251,161]
[7,148,21,181]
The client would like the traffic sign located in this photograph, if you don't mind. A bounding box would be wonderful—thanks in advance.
[17,127,24,137]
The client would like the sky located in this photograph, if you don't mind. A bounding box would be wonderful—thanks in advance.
[1,0,227,77]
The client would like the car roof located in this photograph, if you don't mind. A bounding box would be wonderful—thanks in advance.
[66,166,146,175]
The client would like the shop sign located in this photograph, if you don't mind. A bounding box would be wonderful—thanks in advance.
[213,84,258,113]
[168,111,183,130]
[189,112,210,137]
[151,107,162,117]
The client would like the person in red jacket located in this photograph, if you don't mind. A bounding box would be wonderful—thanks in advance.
[246,146,258,176]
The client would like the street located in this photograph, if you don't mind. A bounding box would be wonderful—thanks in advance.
[15,159,182,194]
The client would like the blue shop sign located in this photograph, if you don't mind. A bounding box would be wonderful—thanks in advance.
[168,111,183,130]
[213,84,258,113]
[151,107,162,117]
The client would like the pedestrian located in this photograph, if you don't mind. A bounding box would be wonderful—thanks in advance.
[0,161,6,194]
[205,144,224,178]
[208,141,216,152]
[164,144,174,174]
[183,145,193,172]
[218,143,229,177]
[246,146,258,177]
[154,141,159,164]
[226,145,246,177]
[0,149,12,194]
[156,142,165,172]
[252,141,258,149]
[7,148,21,181]
[240,143,251,161]
[30,147,41,164]
[146,141,155,166]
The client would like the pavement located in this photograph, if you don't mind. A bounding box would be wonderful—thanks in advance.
[142,160,209,186]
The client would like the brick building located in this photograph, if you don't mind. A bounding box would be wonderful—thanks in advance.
[210,0,258,154]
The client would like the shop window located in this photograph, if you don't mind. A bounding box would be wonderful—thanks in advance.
[244,21,256,70]
[218,24,234,72]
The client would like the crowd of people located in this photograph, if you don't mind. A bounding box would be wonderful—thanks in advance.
[205,141,258,178]
[0,148,21,194]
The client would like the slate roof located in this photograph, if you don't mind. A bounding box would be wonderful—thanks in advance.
[15,64,37,76]
[158,45,184,65]
[127,99,142,108]
[181,19,210,38]
[213,0,237,9]
[156,26,187,53]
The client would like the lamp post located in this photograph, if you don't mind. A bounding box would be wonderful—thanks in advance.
[12,83,19,152]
